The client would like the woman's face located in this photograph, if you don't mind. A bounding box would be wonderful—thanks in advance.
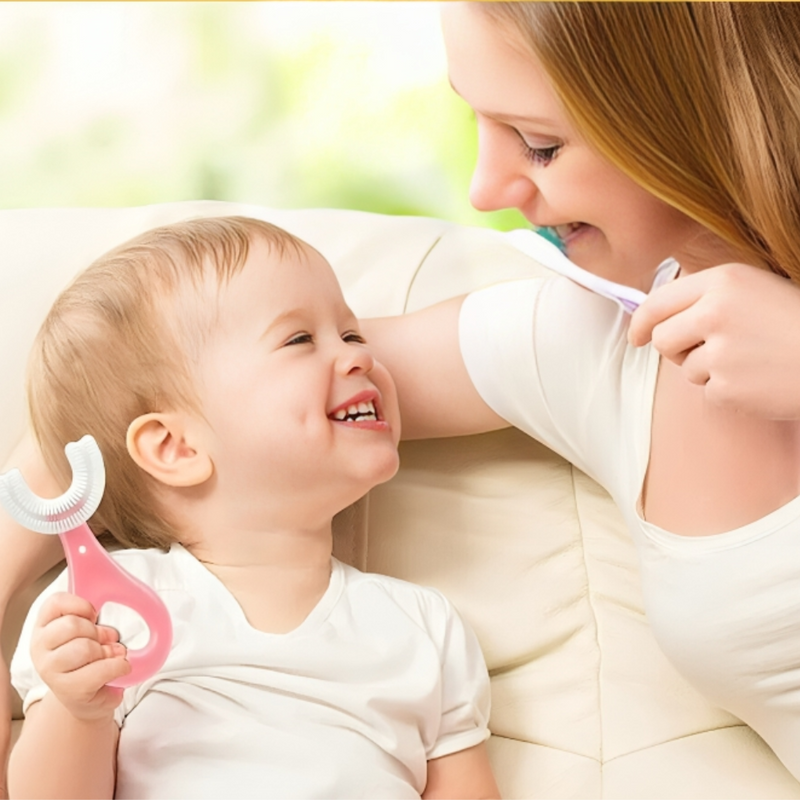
[440,3,704,291]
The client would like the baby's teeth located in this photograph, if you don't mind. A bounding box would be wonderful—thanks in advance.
[333,400,377,421]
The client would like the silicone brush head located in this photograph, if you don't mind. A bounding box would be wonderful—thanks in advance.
[0,435,106,534]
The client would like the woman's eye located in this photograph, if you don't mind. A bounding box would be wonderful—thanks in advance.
[516,131,562,166]
[286,333,313,346]
[343,331,367,344]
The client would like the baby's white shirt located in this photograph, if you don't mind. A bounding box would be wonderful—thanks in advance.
[12,545,490,799]
[460,273,800,781]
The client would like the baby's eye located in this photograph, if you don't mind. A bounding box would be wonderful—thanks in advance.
[343,331,367,344]
[286,333,313,346]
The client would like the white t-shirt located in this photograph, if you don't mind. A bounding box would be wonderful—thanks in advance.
[12,545,490,799]
[460,273,800,781]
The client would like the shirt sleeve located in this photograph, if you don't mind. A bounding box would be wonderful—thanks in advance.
[459,276,634,488]
[427,592,492,760]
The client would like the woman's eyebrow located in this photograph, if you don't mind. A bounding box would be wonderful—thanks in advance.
[447,77,558,128]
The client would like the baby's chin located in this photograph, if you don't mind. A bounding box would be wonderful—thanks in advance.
[366,449,402,489]
[350,451,401,502]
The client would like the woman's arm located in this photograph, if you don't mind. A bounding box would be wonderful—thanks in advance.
[423,742,499,800]
[1,435,69,799]
[361,296,509,440]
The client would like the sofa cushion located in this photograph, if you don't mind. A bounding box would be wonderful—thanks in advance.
[2,202,799,799]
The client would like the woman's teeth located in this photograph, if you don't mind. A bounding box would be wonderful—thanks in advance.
[332,400,377,422]
[555,222,584,239]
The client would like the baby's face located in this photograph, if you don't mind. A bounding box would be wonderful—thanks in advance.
[195,239,401,525]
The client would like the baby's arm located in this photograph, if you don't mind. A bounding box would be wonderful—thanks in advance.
[419,587,499,799]
[424,742,499,799]
[1,435,69,798]
[8,592,128,799]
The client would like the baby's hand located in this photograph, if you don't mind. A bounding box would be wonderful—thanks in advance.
[30,592,130,721]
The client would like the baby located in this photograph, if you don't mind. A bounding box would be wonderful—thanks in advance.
[8,216,498,799]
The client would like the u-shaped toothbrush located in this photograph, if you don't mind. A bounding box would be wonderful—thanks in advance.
[0,435,172,688]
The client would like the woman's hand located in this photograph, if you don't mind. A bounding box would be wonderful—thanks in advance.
[628,262,800,418]
[30,593,129,722]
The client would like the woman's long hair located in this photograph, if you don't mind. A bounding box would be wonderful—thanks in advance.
[479,2,800,281]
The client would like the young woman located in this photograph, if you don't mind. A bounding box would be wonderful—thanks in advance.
[3,0,800,790]
[361,1,800,782]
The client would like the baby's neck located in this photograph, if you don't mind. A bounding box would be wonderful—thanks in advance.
[184,524,334,634]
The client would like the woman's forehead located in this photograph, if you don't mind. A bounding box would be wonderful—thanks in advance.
[441,3,563,129]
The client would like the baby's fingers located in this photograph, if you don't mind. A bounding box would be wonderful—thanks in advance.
[33,611,126,685]
[66,653,131,695]
[36,592,98,628]
[52,656,131,720]
[96,624,122,646]
[33,610,106,654]
[44,636,126,676]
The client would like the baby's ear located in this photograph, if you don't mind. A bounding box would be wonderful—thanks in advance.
[126,413,213,487]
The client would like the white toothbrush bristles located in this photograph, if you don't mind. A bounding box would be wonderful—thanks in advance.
[0,435,106,534]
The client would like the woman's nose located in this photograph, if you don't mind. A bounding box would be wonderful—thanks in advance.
[469,118,537,213]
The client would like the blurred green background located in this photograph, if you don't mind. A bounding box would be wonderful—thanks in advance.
[0,1,526,231]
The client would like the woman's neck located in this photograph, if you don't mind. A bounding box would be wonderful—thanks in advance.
[673,228,762,275]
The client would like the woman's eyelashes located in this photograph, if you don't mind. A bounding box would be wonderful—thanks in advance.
[515,130,562,166]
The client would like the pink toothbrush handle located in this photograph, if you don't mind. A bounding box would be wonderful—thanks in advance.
[59,523,173,689]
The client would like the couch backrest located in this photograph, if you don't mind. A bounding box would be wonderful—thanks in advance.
[3,202,799,799]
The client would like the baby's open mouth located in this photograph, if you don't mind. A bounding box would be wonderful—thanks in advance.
[330,399,379,423]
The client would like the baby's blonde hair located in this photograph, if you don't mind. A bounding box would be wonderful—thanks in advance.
[478,2,800,281]
[27,216,306,550]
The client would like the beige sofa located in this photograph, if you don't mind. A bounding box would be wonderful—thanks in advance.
[2,201,799,799]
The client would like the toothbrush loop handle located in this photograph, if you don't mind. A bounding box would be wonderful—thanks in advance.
[60,523,173,689]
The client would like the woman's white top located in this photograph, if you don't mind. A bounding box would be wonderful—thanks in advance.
[459,273,800,781]
[12,545,490,799]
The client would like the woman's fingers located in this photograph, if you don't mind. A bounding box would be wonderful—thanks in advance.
[628,272,706,348]
[675,344,712,387]
[628,262,800,418]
